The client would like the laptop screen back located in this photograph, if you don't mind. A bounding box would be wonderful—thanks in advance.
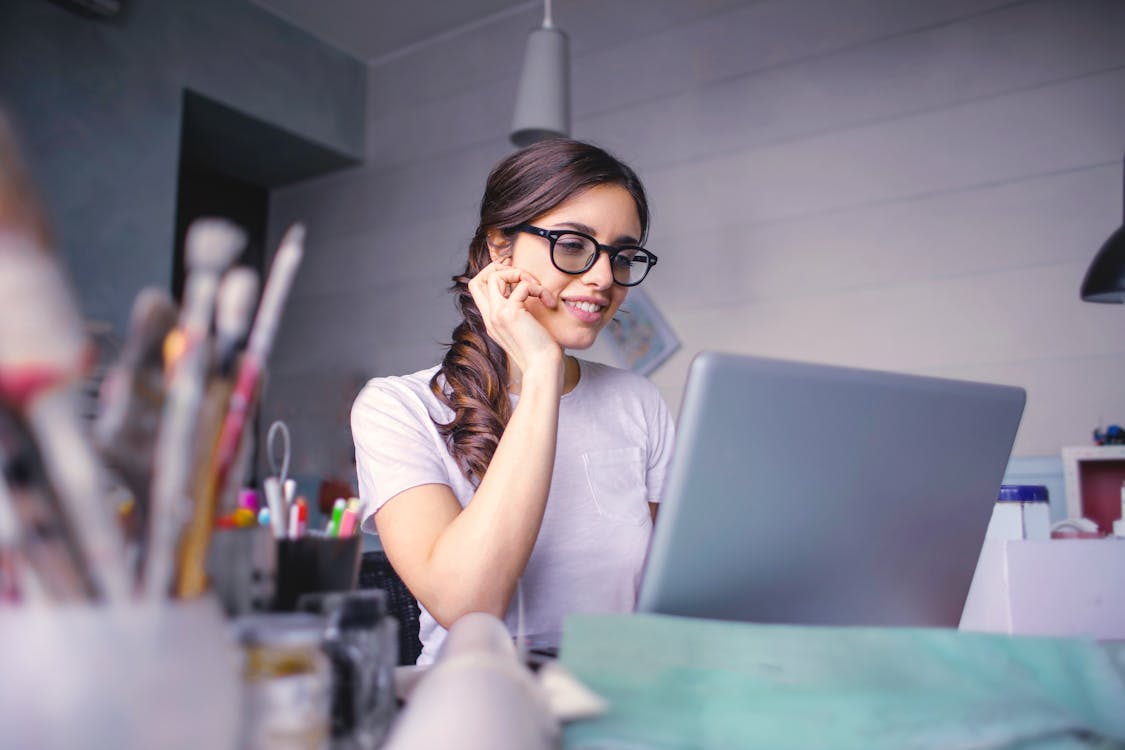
[636,352,1026,627]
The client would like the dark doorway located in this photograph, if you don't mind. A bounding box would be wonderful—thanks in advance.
[173,163,267,301]
[173,89,359,299]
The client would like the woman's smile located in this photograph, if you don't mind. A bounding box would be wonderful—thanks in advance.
[561,295,608,323]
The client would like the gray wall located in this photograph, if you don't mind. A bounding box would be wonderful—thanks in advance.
[266,0,1125,477]
[0,0,365,336]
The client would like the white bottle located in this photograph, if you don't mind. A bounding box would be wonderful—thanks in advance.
[1114,481,1125,538]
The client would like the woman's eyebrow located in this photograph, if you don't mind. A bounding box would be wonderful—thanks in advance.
[554,221,640,245]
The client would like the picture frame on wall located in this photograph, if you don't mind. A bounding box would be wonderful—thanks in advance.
[604,287,680,376]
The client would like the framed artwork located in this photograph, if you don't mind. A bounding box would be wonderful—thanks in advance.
[605,288,680,376]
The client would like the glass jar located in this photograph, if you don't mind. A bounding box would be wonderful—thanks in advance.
[237,613,332,750]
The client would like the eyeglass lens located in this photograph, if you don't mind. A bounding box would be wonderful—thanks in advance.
[551,232,653,285]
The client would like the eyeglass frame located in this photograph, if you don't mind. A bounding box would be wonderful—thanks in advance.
[512,223,658,287]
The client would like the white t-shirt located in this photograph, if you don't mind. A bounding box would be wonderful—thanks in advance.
[350,358,675,664]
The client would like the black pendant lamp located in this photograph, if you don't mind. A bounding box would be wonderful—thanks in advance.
[1080,156,1125,303]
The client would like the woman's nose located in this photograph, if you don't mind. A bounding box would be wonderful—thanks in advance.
[581,251,615,288]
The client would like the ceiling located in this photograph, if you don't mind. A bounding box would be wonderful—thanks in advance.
[249,0,536,64]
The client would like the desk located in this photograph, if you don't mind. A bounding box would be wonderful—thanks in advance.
[556,613,1125,749]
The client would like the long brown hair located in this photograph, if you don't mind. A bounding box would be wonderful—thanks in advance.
[430,138,649,484]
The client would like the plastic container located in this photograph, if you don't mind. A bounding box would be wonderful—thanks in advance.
[986,485,1051,540]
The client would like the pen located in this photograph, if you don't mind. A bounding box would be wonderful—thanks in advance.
[337,497,360,537]
[287,496,308,539]
[327,498,346,536]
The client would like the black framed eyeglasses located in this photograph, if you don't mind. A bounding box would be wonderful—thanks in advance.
[514,223,658,287]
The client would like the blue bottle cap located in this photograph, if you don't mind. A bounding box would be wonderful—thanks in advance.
[997,484,1049,503]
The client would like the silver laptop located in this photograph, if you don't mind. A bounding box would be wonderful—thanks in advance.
[636,352,1026,627]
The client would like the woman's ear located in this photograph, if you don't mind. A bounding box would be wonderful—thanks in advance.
[486,229,513,265]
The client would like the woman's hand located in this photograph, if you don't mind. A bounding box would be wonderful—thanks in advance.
[468,261,562,379]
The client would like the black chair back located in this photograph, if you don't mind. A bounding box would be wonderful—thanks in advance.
[357,550,422,666]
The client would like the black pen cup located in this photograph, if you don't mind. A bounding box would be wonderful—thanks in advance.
[273,535,362,612]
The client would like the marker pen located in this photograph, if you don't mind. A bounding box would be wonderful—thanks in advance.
[295,496,307,537]
[337,499,359,537]
[327,498,346,537]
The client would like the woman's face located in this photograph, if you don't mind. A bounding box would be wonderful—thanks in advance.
[489,183,641,351]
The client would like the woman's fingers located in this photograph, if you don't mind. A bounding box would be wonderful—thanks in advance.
[467,262,562,369]
[485,267,548,303]
[470,263,556,335]
[536,287,557,309]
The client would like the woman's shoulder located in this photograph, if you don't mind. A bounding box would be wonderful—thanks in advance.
[352,365,444,418]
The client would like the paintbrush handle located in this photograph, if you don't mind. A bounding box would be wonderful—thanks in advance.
[210,358,260,497]
[25,390,132,602]
[173,376,235,599]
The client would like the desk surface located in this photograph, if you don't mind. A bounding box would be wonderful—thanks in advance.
[558,613,1125,749]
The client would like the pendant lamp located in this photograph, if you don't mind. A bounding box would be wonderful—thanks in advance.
[510,0,570,148]
[1080,155,1125,303]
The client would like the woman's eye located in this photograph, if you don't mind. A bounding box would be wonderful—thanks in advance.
[557,240,588,254]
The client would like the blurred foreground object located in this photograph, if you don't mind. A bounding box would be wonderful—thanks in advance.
[383,612,558,750]
[0,110,131,602]
[0,598,240,749]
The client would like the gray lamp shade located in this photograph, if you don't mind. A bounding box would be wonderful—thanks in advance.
[510,25,570,148]
[1080,224,1125,303]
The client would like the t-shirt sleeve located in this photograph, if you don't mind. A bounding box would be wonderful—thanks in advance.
[350,379,453,530]
[643,384,676,504]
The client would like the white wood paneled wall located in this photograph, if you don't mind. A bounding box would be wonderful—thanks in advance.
[265,0,1125,475]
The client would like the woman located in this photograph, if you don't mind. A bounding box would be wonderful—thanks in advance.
[351,138,674,664]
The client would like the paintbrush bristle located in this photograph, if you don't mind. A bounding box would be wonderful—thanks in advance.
[128,288,178,349]
[215,267,259,342]
[185,218,245,273]
[279,222,306,250]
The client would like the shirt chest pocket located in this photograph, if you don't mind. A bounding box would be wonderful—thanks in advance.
[582,447,648,526]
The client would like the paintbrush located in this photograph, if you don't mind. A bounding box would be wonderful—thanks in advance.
[212,268,260,378]
[0,117,131,602]
[144,218,244,600]
[174,266,259,598]
[209,224,305,513]
[0,401,94,602]
[93,286,178,570]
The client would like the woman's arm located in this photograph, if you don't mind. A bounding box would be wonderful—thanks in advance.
[374,362,560,627]
[374,262,564,628]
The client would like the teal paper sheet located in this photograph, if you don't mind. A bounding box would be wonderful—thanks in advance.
[560,614,1125,749]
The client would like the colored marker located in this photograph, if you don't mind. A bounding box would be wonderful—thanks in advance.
[238,488,259,512]
[327,498,346,536]
[337,499,359,537]
[295,497,307,537]
[287,497,309,539]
